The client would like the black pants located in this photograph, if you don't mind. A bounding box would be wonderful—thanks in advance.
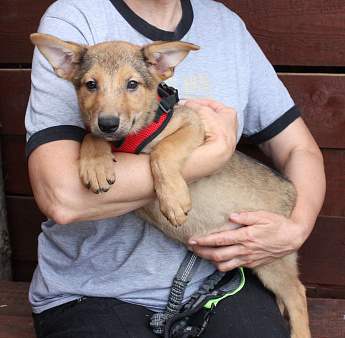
[32,269,290,338]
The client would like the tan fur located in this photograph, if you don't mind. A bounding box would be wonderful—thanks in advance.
[31,33,310,337]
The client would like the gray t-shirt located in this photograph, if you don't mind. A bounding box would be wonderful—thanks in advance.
[25,0,300,314]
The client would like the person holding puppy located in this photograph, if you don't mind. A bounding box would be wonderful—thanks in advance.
[26,0,325,337]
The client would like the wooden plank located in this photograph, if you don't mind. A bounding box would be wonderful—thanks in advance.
[280,74,345,149]
[308,298,345,338]
[307,284,345,300]
[0,281,32,317]
[11,260,37,283]
[0,70,30,136]
[299,216,345,287]
[320,150,345,217]
[0,316,35,338]
[0,281,35,337]
[0,0,54,64]
[0,138,12,280]
[224,0,345,66]
[6,196,45,262]
[1,135,32,195]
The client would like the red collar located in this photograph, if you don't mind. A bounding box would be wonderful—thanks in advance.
[108,83,179,154]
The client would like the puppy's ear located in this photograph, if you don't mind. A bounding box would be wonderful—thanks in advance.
[30,33,88,81]
[141,41,199,81]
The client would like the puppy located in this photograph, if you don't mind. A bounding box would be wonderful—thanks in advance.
[31,33,311,337]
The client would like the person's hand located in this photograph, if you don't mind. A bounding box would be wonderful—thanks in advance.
[187,210,307,271]
[179,99,238,176]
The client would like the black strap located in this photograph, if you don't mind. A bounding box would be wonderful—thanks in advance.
[154,83,179,122]
[163,268,245,338]
[150,252,202,336]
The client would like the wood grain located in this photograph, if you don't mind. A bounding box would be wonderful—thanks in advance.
[308,298,345,338]
[0,0,54,64]
[1,135,32,195]
[280,74,345,149]
[0,281,35,337]
[0,70,30,136]
[6,196,44,262]
[0,281,33,317]
[224,0,345,66]
[320,150,345,217]
[0,316,35,338]
[299,216,345,287]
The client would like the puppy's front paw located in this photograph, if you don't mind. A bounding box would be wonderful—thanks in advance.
[157,181,191,226]
[80,153,116,194]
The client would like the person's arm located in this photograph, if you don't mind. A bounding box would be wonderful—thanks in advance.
[187,117,326,271]
[28,100,238,225]
[258,116,326,242]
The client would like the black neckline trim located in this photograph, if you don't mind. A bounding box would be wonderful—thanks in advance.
[110,0,193,41]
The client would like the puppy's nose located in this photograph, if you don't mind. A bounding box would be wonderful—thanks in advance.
[98,116,120,134]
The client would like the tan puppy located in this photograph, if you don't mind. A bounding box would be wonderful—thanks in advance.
[31,33,310,337]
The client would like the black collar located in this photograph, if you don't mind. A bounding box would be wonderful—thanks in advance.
[110,0,193,41]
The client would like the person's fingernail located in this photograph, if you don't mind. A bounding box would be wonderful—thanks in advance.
[178,99,186,106]
[230,212,239,219]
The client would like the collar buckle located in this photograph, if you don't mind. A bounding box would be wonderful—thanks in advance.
[154,83,179,122]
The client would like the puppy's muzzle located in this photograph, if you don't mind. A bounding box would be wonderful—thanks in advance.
[98,116,120,134]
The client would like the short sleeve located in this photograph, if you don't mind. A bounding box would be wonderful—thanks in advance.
[241,29,301,144]
[25,3,96,159]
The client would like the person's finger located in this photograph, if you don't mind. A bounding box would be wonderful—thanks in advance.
[188,227,250,247]
[229,211,268,226]
[188,242,238,261]
[178,99,215,117]
[179,99,236,115]
[178,98,216,107]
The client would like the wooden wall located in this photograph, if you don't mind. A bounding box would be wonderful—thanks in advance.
[0,1,55,281]
[0,0,344,298]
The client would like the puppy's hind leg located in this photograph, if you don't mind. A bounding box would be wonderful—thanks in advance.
[254,254,311,338]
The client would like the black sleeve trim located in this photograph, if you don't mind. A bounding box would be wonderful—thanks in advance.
[26,125,88,160]
[248,105,302,145]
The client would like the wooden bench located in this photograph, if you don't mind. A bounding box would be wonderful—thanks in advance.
[1,280,344,337]
[0,281,35,338]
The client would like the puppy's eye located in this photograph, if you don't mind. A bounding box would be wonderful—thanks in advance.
[85,80,97,91]
[127,80,139,90]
